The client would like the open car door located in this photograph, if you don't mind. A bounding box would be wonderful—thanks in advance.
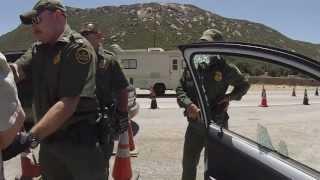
[179,42,320,180]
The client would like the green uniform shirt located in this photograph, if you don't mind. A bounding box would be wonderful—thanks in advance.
[176,56,250,109]
[15,25,97,125]
[95,46,128,107]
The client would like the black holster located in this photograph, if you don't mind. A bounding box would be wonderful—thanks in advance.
[210,102,229,129]
[97,106,115,146]
[212,112,229,129]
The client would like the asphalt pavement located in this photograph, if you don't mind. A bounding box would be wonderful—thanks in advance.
[4,87,320,180]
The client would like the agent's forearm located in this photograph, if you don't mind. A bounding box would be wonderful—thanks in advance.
[31,96,79,140]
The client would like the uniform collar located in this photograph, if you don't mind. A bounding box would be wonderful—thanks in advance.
[56,25,73,43]
[97,46,111,60]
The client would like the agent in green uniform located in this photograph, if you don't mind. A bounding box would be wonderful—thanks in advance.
[176,29,250,180]
[9,1,107,179]
[80,22,129,178]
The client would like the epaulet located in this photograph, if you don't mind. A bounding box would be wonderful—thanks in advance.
[70,32,86,45]
[99,48,117,63]
[73,37,85,45]
[103,49,115,56]
[228,63,242,73]
[229,63,240,68]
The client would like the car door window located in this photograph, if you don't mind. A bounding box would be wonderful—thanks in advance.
[191,52,320,172]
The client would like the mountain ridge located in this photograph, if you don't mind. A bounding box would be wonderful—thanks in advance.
[0,3,319,60]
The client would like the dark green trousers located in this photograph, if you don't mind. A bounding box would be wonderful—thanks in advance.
[39,141,107,180]
[182,118,228,180]
[100,138,115,178]
[182,122,206,180]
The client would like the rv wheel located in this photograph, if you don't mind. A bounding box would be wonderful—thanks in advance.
[154,83,166,96]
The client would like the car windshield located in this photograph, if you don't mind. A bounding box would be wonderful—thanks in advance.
[191,53,320,171]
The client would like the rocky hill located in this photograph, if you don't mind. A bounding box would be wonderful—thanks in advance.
[1,3,319,61]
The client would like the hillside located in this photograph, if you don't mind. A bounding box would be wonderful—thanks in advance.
[1,3,319,61]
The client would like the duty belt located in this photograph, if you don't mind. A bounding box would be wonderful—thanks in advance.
[44,120,98,146]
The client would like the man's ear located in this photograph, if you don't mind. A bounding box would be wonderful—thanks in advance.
[53,9,65,19]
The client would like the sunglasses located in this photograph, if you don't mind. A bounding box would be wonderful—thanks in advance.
[31,15,41,25]
[31,9,56,25]
[81,31,100,36]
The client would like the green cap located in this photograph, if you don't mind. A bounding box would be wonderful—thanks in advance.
[80,22,100,35]
[20,0,66,25]
[200,29,224,42]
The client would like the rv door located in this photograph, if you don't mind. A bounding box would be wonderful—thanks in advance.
[168,56,181,89]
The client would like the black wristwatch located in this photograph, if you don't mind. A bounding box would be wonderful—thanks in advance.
[28,132,40,149]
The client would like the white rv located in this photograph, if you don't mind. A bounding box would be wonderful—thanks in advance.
[113,46,185,95]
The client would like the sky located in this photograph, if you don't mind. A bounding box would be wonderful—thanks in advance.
[0,0,319,44]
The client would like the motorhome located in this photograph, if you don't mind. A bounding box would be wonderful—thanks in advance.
[113,46,185,95]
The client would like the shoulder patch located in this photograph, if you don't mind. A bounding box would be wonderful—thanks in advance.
[75,39,84,44]
[75,48,91,64]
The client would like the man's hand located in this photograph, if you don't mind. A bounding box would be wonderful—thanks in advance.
[186,103,200,120]
[217,95,230,112]
[2,132,32,161]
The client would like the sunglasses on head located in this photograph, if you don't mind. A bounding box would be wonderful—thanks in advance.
[31,15,41,25]
[31,9,57,25]
[81,31,99,36]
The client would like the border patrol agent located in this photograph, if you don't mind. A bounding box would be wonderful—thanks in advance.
[9,0,107,179]
[80,22,129,177]
[176,29,250,180]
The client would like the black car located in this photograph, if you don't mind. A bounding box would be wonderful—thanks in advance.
[179,42,320,180]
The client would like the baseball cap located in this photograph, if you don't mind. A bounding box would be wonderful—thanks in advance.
[20,0,66,25]
[80,22,100,35]
[200,29,224,42]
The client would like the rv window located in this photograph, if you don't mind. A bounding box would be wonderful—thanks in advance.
[172,59,178,70]
[121,59,137,69]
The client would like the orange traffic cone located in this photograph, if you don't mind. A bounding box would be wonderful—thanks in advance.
[303,89,310,105]
[259,85,268,107]
[18,151,40,179]
[112,131,132,180]
[292,87,296,97]
[128,120,138,157]
[128,121,135,151]
[150,86,158,109]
